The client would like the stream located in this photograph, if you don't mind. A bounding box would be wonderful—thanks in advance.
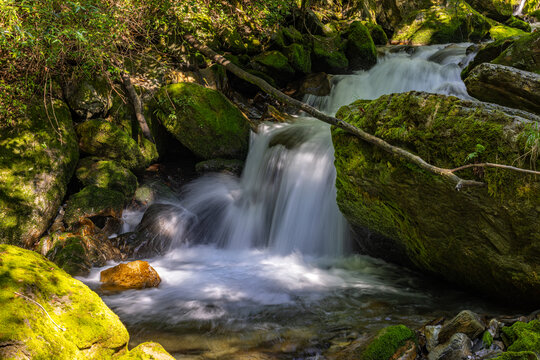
[82,44,516,359]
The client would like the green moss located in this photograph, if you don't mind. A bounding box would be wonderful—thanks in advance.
[362,325,416,360]
[63,185,125,227]
[462,37,516,78]
[76,158,138,198]
[0,100,78,246]
[333,92,540,303]
[151,82,250,159]
[45,235,90,276]
[76,119,152,171]
[284,44,312,74]
[505,16,532,32]
[530,9,540,20]
[490,24,529,41]
[254,50,295,76]
[346,21,377,70]
[274,26,304,49]
[483,330,494,347]
[493,31,540,74]
[312,35,349,73]
[365,23,388,45]
[491,352,539,360]
[0,244,129,359]
[392,2,491,45]
[501,321,540,352]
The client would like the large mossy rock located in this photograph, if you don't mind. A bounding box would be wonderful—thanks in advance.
[65,76,112,120]
[253,50,296,84]
[64,185,125,228]
[76,158,138,198]
[151,82,250,160]
[492,31,540,74]
[0,100,79,247]
[312,35,349,74]
[392,2,491,45]
[461,37,516,78]
[345,21,378,70]
[0,244,129,359]
[465,63,540,114]
[467,0,520,22]
[332,91,540,303]
[501,320,540,352]
[76,119,157,171]
[284,44,312,74]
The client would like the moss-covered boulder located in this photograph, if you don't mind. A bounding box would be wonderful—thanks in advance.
[501,321,540,352]
[345,21,378,70]
[284,44,312,74]
[461,37,516,78]
[65,76,112,120]
[392,2,491,45]
[253,50,296,84]
[467,0,520,22]
[505,16,532,32]
[0,100,79,247]
[312,35,349,74]
[0,244,129,359]
[492,31,540,74]
[365,22,389,45]
[76,158,138,198]
[64,185,125,228]
[273,26,304,49]
[465,63,540,114]
[151,82,250,160]
[76,119,156,171]
[489,24,529,41]
[362,325,417,360]
[332,91,540,304]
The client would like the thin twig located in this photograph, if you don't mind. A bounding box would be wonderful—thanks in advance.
[14,292,66,332]
[450,163,540,176]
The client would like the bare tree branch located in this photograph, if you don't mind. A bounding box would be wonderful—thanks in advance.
[451,163,540,176]
[119,71,155,143]
[183,34,537,191]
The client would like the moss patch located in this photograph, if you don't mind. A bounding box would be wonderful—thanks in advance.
[362,325,416,360]
[0,244,129,359]
[312,35,349,73]
[501,321,540,352]
[284,43,312,74]
[76,158,138,198]
[493,31,540,74]
[346,21,377,70]
[151,82,250,160]
[64,185,125,227]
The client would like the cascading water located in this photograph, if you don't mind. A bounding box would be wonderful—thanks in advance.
[83,44,504,358]
[514,0,526,15]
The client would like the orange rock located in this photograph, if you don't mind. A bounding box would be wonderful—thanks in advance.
[100,260,161,290]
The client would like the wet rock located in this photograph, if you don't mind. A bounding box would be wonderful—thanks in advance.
[76,158,138,198]
[151,82,250,160]
[65,76,112,119]
[76,119,156,171]
[196,158,244,176]
[428,333,472,360]
[465,63,540,114]
[0,244,129,359]
[131,203,192,258]
[438,311,485,344]
[428,45,467,64]
[461,38,516,78]
[298,73,332,97]
[345,21,377,70]
[333,92,540,304]
[0,100,79,247]
[425,325,442,352]
[134,181,178,205]
[100,260,161,290]
[361,325,417,360]
[63,185,125,229]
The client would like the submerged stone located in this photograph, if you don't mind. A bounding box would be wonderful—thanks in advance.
[332,91,540,304]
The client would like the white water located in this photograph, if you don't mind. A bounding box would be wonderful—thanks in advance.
[83,44,492,356]
[514,0,526,15]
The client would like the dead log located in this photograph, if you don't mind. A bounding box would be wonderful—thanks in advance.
[119,71,154,143]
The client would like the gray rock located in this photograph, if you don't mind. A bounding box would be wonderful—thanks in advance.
[425,325,442,352]
[465,63,540,114]
[298,73,332,97]
[65,76,112,119]
[439,311,485,344]
[428,333,472,360]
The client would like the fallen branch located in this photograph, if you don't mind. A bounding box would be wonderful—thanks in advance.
[450,163,540,176]
[119,71,155,143]
[14,292,66,331]
[183,34,539,190]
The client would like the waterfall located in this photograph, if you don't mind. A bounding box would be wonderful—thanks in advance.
[514,0,526,15]
[84,43,486,340]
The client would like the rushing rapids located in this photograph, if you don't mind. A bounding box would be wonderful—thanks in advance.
[82,44,508,358]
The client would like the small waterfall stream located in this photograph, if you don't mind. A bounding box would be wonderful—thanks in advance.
[514,0,527,15]
[82,44,507,358]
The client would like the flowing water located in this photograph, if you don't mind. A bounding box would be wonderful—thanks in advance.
[514,0,526,15]
[82,44,512,359]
